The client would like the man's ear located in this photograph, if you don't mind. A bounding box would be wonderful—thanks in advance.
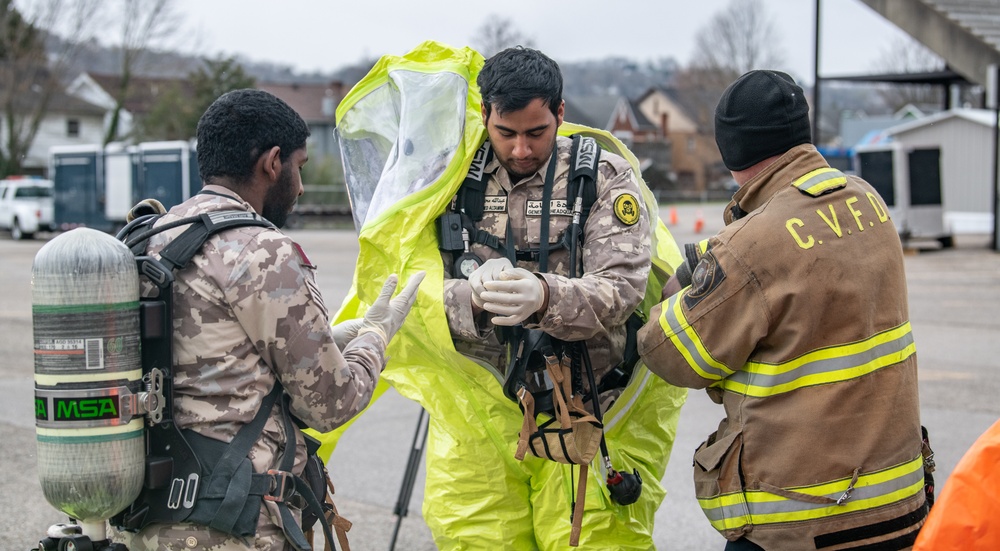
[260,146,282,182]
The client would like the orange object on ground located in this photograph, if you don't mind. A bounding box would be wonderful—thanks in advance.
[914,419,1000,550]
[693,209,704,233]
[669,206,678,226]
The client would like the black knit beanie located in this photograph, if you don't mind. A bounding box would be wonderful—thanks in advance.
[714,70,812,171]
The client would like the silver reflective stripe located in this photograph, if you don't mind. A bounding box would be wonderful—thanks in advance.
[701,457,924,525]
[794,169,847,196]
[663,294,729,380]
[727,331,914,390]
[746,466,924,516]
[702,499,751,523]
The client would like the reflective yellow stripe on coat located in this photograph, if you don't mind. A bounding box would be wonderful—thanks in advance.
[658,281,915,396]
[699,456,926,532]
[657,293,733,381]
[792,167,848,196]
[722,322,916,397]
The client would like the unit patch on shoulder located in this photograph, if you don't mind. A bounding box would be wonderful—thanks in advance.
[683,251,725,310]
[613,193,640,226]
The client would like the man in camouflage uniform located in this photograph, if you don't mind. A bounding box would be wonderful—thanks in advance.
[113,89,423,550]
[431,47,667,550]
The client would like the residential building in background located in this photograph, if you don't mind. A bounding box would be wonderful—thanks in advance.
[258,81,345,160]
[0,88,105,175]
[637,87,724,198]
[565,94,674,194]
[66,72,195,142]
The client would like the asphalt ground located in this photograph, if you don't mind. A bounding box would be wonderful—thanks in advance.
[2,202,998,550]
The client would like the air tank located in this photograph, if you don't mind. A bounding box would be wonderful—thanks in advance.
[32,228,145,539]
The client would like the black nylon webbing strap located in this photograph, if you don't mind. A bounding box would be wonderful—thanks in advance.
[206,383,283,534]
[504,220,517,266]
[157,212,273,271]
[274,393,313,551]
[568,135,600,227]
[274,393,339,551]
[472,229,504,253]
[458,141,493,222]
[537,147,559,273]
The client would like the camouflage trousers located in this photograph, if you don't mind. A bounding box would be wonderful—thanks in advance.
[110,511,291,550]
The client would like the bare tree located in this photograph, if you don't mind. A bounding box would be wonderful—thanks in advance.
[102,0,183,144]
[871,36,948,112]
[471,15,535,58]
[687,0,784,92]
[0,0,100,176]
[675,0,786,128]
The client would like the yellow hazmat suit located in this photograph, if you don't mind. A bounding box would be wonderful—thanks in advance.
[313,41,687,550]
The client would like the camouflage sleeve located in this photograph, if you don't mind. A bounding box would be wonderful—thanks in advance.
[442,256,492,342]
[227,232,385,433]
[531,166,651,341]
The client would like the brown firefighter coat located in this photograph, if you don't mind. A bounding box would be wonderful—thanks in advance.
[638,144,927,550]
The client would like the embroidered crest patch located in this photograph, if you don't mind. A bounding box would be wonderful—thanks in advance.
[613,193,640,226]
[684,251,725,309]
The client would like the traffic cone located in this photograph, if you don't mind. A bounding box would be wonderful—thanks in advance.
[668,206,678,226]
[694,209,704,233]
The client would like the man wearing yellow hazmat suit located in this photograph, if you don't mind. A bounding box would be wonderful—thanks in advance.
[328,42,687,550]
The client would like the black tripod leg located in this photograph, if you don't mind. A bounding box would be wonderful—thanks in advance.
[388,407,429,551]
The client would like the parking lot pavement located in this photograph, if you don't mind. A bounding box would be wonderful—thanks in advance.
[3,204,999,550]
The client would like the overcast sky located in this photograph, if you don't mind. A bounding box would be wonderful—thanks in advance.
[170,0,909,86]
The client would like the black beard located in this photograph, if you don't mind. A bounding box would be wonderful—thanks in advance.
[261,203,288,229]
[261,164,294,228]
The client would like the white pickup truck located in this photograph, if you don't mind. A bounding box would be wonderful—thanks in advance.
[0,177,55,240]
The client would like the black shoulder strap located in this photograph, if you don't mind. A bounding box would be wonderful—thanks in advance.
[455,136,602,260]
[458,140,494,222]
[568,135,600,228]
[157,211,273,271]
[121,211,273,270]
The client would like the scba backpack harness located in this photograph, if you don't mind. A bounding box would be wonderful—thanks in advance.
[110,202,351,551]
[438,136,644,546]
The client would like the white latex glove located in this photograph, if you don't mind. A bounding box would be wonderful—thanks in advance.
[480,267,546,326]
[330,318,364,351]
[358,271,426,345]
[467,257,513,310]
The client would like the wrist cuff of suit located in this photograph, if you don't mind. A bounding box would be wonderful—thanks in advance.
[357,326,388,347]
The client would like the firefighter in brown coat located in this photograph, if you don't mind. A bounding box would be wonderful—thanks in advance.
[638,70,928,550]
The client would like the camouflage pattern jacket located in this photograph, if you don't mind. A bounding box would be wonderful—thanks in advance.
[638,145,926,550]
[123,186,386,549]
[443,135,651,394]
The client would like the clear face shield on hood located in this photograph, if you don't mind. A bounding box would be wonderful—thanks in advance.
[336,69,468,232]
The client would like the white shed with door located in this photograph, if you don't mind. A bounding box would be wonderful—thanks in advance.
[885,108,996,234]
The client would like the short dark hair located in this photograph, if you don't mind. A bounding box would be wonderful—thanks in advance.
[196,89,310,186]
[477,46,562,120]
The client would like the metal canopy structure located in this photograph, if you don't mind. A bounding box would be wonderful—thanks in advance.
[813,0,1000,250]
[823,68,972,86]
[816,66,976,124]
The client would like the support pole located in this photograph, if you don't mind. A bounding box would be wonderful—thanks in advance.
[812,0,822,144]
[992,63,999,251]
[388,408,429,551]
